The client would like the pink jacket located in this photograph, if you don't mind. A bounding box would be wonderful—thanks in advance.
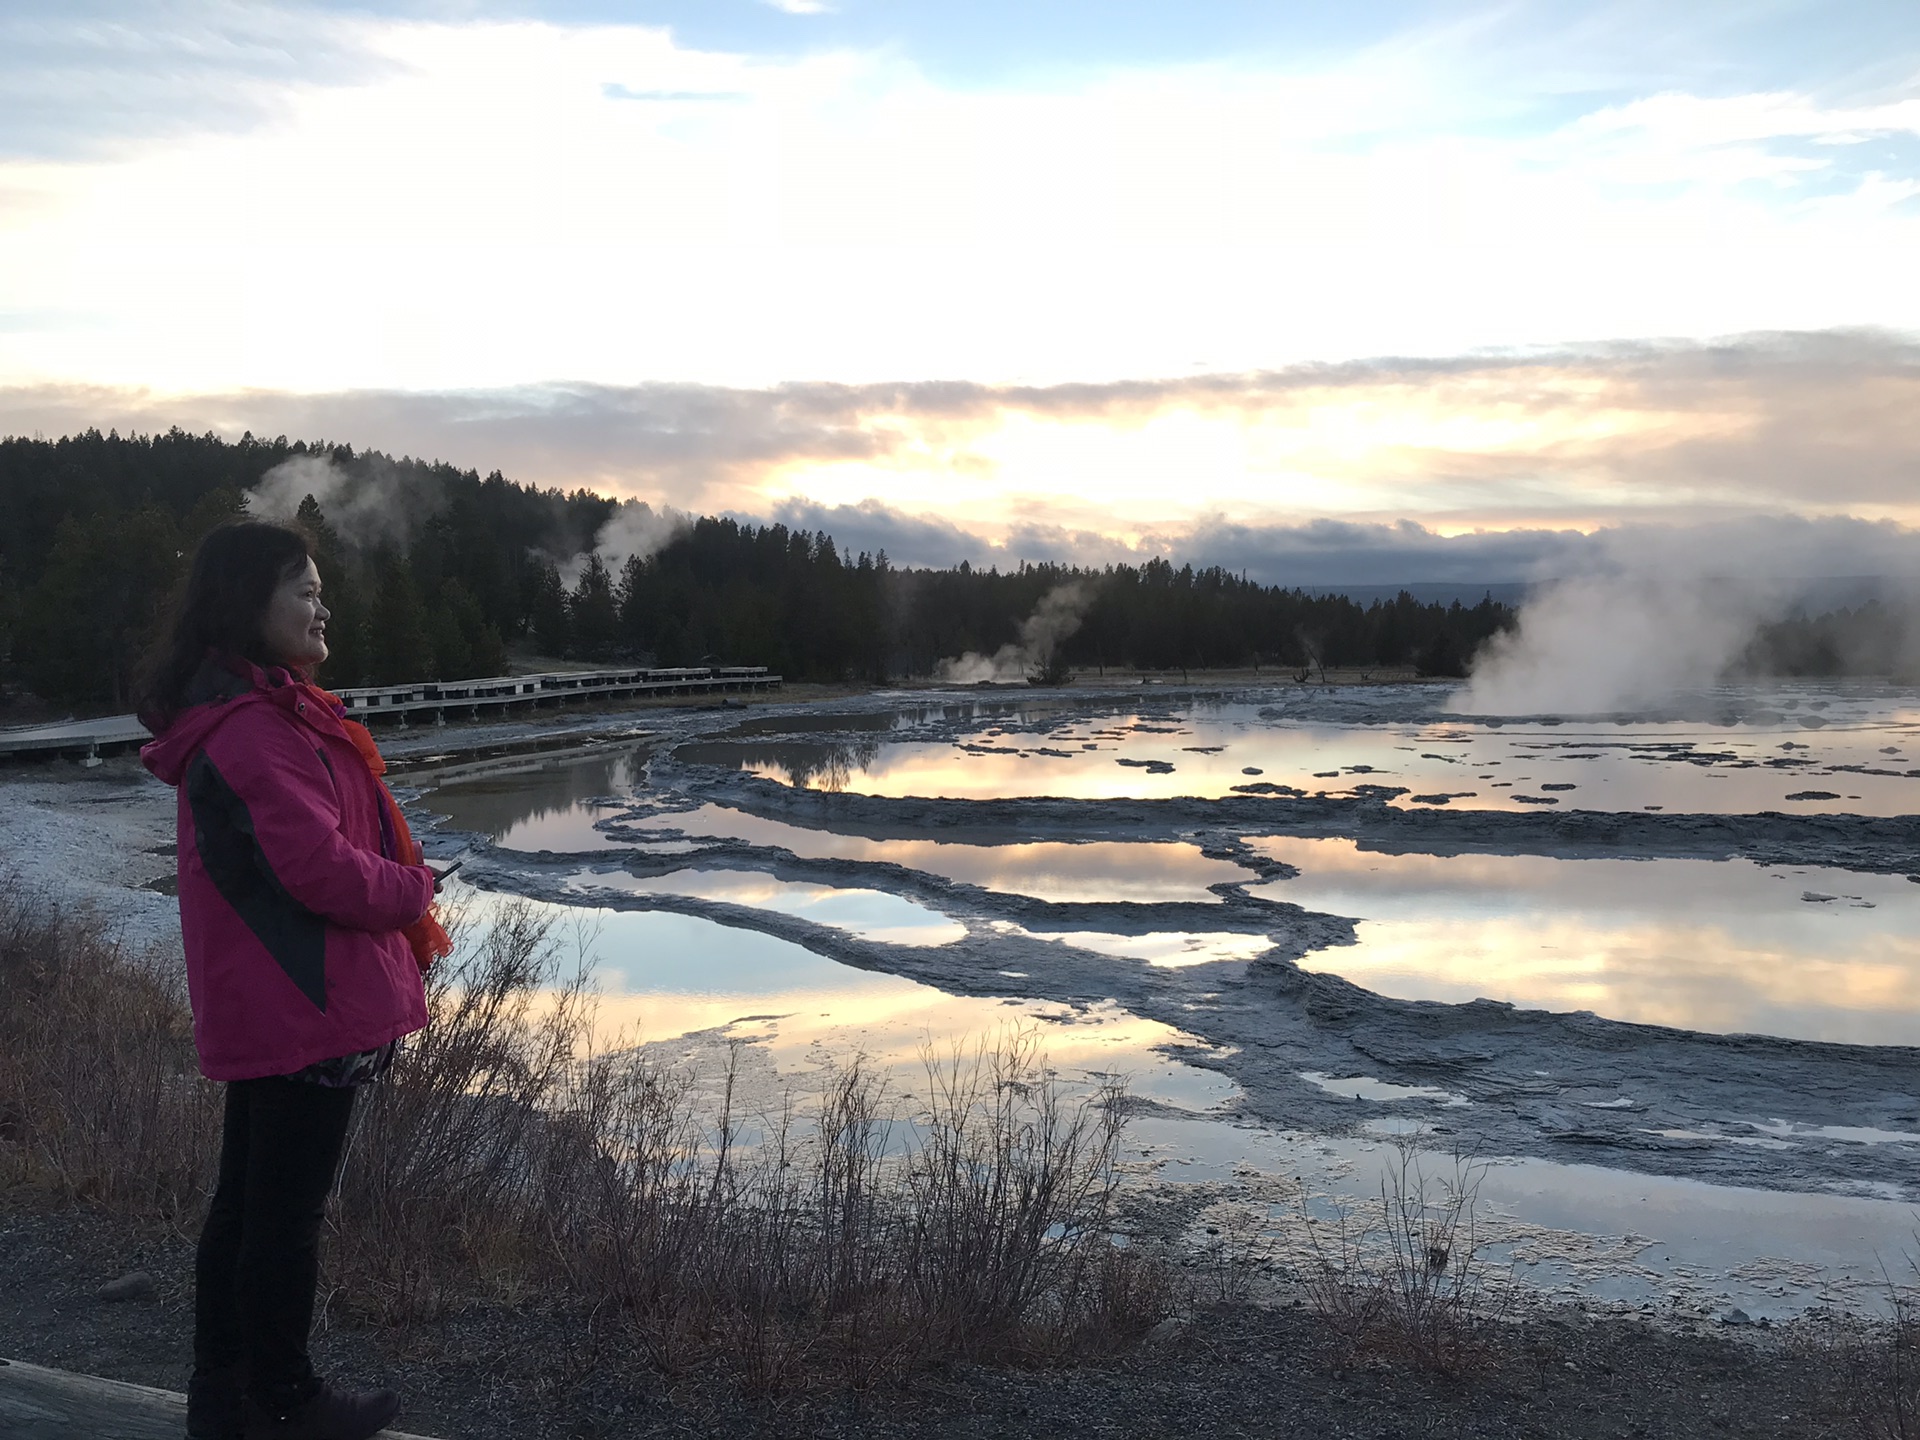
[141,658,434,1081]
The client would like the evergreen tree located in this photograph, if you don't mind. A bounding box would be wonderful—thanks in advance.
[364,552,434,684]
[428,578,506,679]
[528,559,571,659]
[426,595,473,681]
[297,495,370,689]
[570,553,619,659]
[472,619,508,678]
[182,486,248,545]
[0,555,19,694]
[14,506,180,708]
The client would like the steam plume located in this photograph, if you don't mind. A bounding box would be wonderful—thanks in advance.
[936,582,1093,684]
[555,499,692,587]
[1454,518,1920,716]
[248,453,445,549]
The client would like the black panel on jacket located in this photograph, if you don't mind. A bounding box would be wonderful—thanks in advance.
[186,751,329,1012]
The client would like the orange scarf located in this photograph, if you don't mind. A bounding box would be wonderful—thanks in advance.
[306,683,453,972]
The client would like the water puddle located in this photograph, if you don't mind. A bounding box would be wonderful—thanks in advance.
[624,805,1246,903]
[1745,1120,1920,1147]
[457,892,1235,1116]
[1644,1129,1798,1150]
[427,746,647,848]
[1297,1071,1472,1106]
[565,868,968,946]
[1248,838,1920,1044]
[985,922,1275,968]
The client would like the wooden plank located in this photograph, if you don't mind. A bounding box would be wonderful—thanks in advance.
[0,1359,439,1440]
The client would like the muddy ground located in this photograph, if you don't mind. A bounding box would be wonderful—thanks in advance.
[0,1202,1883,1440]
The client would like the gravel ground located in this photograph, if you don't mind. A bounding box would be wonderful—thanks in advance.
[0,1201,1870,1440]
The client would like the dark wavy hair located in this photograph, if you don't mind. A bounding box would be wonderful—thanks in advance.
[136,519,315,729]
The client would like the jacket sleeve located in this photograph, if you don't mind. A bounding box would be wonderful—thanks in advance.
[203,707,435,933]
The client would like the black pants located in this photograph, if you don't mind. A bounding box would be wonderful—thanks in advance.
[194,1075,357,1409]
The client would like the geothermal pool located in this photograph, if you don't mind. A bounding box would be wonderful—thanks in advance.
[674,688,1920,815]
[419,680,1920,1320]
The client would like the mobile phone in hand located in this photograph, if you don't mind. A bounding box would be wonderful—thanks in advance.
[429,859,464,890]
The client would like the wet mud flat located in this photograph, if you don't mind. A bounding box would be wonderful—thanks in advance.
[410,678,1920,1323]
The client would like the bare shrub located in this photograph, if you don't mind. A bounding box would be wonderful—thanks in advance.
[1299,1143,1503,1374]
[1844,1260,1920,1439]
[327,897,600,1321]
[0,873,217,1221]
[542,1028,1163,1390]
[1188,1200,1272,1309]
[323,896,1169,1387]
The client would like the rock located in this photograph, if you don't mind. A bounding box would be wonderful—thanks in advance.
[1720,1307,1753,1326]
[96,1271,156,1303]
[1140,1317,1187,1351]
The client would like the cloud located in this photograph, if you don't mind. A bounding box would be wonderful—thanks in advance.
[11,361,1920,597]
[0,2,386,160]
[772,509,1920,601]
[757,499,1003,568]
[4,329,1919,533]
[601,84,747,102]
[5,11,1919,395]
[750,500,1590,586]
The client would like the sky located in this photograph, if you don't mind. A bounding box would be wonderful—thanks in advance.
[3,0,1918,580]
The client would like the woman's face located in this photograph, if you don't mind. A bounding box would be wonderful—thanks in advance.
[261,557,331,669]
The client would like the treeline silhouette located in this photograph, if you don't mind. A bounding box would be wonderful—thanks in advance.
[1745,602,1920,679]
[3,426,1517,710]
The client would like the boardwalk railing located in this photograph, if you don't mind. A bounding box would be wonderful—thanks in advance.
[0,665,781,765]
[332,664,778,721]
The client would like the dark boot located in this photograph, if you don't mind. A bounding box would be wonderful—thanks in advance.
[186,1364,246,1440]
[242,1381,401,1440]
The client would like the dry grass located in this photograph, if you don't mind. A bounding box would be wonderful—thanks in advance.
[1298,1143,1505,1375]
[1840,1262,1920,1439]
[0,873,218,1220]
[0,876,1170,1392]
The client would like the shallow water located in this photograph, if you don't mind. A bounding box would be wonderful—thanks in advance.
[426,746,648,846]
[683,689,1920,816]
[1248,838,1920,1044]
[985,922,1276,968]
[1132,1115,1920,1318]
[568,868,968,946]
[460,792,1246,904]
[457,892,1239,1115]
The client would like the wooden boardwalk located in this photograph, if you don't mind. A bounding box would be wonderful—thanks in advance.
[0,662,780,764]
[0,1358,438,1439]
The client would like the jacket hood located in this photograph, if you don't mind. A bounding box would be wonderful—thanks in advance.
[140,655,308,787]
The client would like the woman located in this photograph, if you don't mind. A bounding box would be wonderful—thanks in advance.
[139,520,448,1440]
